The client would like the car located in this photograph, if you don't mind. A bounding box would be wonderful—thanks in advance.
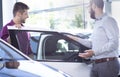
[0,38,71,77]
[8,26,120,77]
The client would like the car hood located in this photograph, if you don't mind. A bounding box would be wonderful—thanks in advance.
[0,60,70,77]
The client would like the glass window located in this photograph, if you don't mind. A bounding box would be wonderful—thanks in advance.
[29,32,41,54]
[17,0,92,32]
[0,42,25,60]
[43,35,82,62]
[111,1,120,56]
[112,1,120,29]
[15,31,41,55]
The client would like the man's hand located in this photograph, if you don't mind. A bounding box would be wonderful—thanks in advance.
[78,50,94,58]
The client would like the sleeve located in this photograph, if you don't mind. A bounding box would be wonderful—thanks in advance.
[78,38,92,48]
[0,26,9,42]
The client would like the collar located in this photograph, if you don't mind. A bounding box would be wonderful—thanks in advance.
[10,20,15,25]
[95,13,106,21]
[11,20,24,26]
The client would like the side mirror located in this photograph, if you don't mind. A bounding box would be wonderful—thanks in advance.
[5,61,20,69]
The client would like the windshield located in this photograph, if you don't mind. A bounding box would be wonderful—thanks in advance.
[0,41,26,60]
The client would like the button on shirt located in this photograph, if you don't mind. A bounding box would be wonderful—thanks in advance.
[78,13,119,59]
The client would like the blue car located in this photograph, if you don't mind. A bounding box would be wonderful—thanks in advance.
[0,38,71,77]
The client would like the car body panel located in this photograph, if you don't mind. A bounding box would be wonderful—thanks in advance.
[36,34,91,77]
[40,62,91,77]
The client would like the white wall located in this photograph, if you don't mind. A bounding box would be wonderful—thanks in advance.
[2,0,16,26]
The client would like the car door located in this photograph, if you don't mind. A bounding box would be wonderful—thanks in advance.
[36,32,92,77]
[8,27,92,77]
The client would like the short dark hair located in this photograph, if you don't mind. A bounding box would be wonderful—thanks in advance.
[90,0,104,9]
[13,2,29,16]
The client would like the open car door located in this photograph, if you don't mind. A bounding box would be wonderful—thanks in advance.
[8,26,92,77]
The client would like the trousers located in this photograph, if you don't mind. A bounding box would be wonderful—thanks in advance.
[90,58,119,77]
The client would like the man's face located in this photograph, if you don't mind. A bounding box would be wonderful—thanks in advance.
[20,10,29,23]
[90,8,95,19]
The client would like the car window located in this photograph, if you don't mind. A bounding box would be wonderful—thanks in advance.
[57,39,79,52]
[9,30,41,58]
[42,35,87,62]
[29,32,41,54]
[0,42,25,60]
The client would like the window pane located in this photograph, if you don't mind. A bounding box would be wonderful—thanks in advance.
[112,1,120,29]
[17,0,92,31]
[0,42,25,60]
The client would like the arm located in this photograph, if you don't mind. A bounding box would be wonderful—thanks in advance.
[78,18,119,58]
[0,26,11,43]
[67,35,92,48]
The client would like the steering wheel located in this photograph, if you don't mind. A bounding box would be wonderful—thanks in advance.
[63,52,83,62]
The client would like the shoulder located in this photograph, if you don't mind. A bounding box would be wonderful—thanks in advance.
[3,20,14,29]
[6,20,15,26]
[101,14,118,29]
[1,20,14,32]
[103,14,117,24]
[102,14,119,32]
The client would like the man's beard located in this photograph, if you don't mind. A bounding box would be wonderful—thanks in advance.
[21,19,25,23]
[90,8,96,19]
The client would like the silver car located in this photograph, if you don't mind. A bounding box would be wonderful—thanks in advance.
[0,38,70,77]
[8,26,120,77]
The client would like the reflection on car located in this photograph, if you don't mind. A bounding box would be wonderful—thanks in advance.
[8,26,120,77]
[0,38,70,77]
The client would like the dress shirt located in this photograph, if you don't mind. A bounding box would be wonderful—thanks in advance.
[78,13,119,59]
